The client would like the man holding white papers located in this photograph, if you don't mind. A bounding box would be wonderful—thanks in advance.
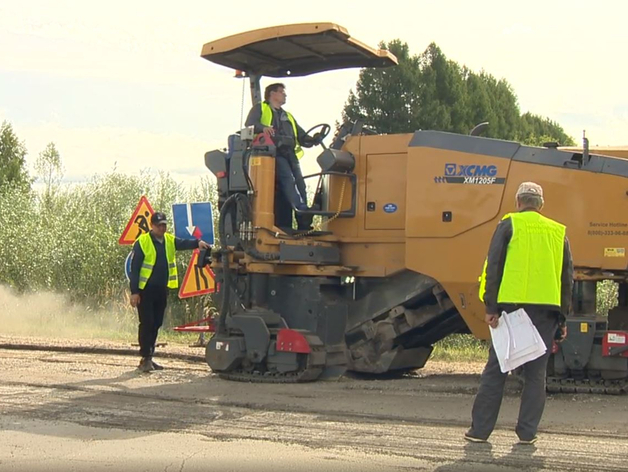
[466,182,574,445]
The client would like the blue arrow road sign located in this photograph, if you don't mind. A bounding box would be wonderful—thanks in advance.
[172,202,214,244]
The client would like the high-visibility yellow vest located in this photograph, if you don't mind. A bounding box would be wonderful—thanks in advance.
[137,232,178,290]
[260,102,304,159]
[479,211,565,307]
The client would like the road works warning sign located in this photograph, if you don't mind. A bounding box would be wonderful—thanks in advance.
[118,196,155,245]
[178,249,216,299]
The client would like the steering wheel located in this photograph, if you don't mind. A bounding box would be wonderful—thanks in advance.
[305,123,331,146]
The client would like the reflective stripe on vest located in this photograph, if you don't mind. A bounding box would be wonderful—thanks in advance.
[479,212,565,307]
[137,232,178,290]
[260,102,304,159]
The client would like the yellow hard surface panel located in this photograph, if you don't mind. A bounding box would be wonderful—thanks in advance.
[365,154,407,230]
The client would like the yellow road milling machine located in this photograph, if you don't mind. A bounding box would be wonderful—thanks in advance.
[201,23,628,391]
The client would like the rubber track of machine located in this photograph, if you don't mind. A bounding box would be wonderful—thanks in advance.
[547,378,627,395]
[217,334,327,383]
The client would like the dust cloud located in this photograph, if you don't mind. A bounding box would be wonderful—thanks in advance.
[0,285,136,340]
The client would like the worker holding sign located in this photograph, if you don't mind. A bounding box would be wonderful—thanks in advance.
[129,212,211,373]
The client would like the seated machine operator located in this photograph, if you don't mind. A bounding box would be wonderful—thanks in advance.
[245,83,321,231]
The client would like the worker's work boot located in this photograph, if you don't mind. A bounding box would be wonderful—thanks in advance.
[296,211,314,231]
[517,436,538,445]
[138,357,154,373]
[151,359,164,370]
[464,432,488,443]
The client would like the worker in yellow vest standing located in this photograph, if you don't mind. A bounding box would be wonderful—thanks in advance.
[466,182,573,445]
[245,83,321,231]
[129,212,210,373]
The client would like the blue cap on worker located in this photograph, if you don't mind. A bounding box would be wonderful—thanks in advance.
[151,212,168,226]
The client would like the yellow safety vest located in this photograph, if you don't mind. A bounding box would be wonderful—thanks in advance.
[260,102,304,159]
[478,211,565,307]
[137,232,178,290]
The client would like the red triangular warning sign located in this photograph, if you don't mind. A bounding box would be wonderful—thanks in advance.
[118,196,155,245]
[178,249,216,299]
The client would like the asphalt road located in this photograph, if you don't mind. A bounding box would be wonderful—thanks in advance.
[0,337,627,472]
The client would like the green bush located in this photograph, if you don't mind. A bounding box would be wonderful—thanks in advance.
[432,334,489,362]
[0,171,218,329]
[597,280,619,316]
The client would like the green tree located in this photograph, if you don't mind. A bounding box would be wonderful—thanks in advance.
[341,41,575,145]
[415,43,469,134]
[35,142,63,207]
[518,113,575,146]
[480,74,521,139]
[0,121,30,192]
[342,40,420,134]
[464,69,495,134]
[0,168,219,321]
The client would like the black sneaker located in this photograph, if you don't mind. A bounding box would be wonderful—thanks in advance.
[151,360,164,371]
[138,357,154,373]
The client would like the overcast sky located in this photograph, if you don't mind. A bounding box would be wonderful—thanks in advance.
[1,0,627,187]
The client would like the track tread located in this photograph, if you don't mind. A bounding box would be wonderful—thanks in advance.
[215,343,327,384]
[547,377,627,395]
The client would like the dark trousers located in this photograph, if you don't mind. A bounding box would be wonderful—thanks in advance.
[274,188,293,230]
[275,152,310,229]
[468,307,558,441]
[137,284,168,358]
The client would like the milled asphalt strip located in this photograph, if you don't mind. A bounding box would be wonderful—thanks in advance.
[0,344,513,396]
[1,378,626,441]
[0,342,205,362]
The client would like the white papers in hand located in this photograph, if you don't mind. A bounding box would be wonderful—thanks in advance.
[489,308,546,373]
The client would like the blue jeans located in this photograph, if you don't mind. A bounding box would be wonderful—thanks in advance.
[275,151,310,229]
[275,152,307,210]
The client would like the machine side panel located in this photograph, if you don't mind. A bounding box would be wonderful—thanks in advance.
[504,159,628,270]
[406,131,517,238]
[364,153,407,230]
[403,133,628,339]
[340,242,406,277]
[329,134,413,240]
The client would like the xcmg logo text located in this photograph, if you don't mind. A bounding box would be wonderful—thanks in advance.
[435,163,505,185]
[444,164,498,177]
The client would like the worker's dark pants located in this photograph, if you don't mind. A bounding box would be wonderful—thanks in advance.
[274,188,293,229]
[137,284,168,358]
[468,308,558,441]
[275,151,310,229]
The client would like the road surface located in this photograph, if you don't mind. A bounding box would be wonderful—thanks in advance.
[0,336,626,471]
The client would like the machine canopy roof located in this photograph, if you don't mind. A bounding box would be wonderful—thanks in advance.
[201,23,398,77]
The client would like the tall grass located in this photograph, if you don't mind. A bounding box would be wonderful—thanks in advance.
[0,171,218,331]
[432,334,489,362]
